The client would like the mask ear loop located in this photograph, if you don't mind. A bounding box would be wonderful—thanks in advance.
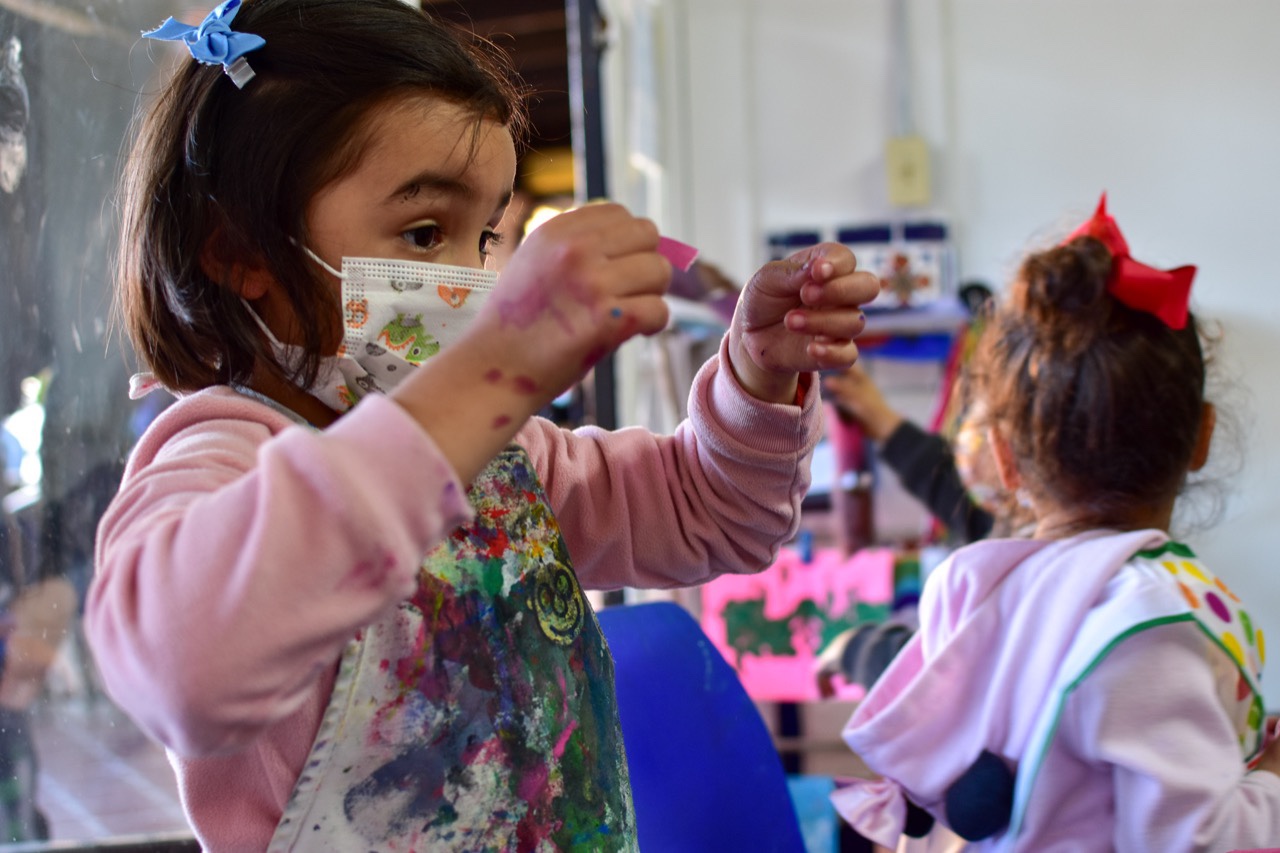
[301,245,345,280]
[240,298,311,379]
[242,237,341,346]
[240,298,283,346]
[244,246,353,379]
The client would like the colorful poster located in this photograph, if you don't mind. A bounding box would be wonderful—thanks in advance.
[700,546,896,702]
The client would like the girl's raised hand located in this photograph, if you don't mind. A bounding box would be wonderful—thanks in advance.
[478,203,672,404]
[729,243,881,403]
[393,203,670,486]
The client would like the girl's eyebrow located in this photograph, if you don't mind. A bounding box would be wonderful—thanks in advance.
[385,170,513,213]
[385,171,466,204]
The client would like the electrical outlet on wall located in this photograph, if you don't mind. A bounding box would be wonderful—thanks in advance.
[885,135,931,207]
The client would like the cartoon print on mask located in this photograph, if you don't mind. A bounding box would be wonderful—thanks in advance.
[438,285,469,309]
[295,255,498,411]
[354,342,406,388]
[377,312,440,364]
[345,297,369,330]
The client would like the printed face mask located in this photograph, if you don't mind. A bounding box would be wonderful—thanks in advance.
[285,251,498,411]
[952,401,1007,514]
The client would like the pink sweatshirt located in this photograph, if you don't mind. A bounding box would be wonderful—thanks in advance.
[87,345,822,851]
[834,531,1280,851]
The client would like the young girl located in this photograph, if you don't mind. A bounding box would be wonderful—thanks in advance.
[833,197,1280,851]
[86,1,879,850]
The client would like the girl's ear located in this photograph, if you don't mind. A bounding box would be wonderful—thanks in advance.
[1189,402,1216,472]
[987,424,1022,492]
[199,230,274,300]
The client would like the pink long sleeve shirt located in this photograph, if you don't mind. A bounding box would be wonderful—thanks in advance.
[88,345,822,850]
[835,531,1280,851]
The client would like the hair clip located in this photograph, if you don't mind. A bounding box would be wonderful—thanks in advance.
[142,0,266,89]
[1062,193,1196,330]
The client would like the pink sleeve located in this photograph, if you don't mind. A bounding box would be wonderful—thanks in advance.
[518,338,823,589]
[1063,620,1280,851]
[87,391,473,758]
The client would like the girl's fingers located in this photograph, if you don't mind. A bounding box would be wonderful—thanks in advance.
[602,252,673,298]
[784,306,868,340]
[807,339,861,370]
[555,204,662,259]
[609,294,670,339]
[786,242,858,280]
[800,270,882,308]
[599,216,662,259]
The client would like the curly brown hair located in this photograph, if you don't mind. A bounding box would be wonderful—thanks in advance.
[970,235,1207,529]
[116,0,528,393]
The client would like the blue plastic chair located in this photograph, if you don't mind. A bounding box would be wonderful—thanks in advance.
[597,601,807,853]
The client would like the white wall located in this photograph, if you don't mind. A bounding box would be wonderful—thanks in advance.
[944,8,1280,715]
[606,0,1280,706]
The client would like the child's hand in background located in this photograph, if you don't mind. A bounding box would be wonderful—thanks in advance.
[480,203,672,406]
[821,363,904,442]
[729,243,881,403]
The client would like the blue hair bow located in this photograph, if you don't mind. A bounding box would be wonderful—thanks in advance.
[142,0,266,89]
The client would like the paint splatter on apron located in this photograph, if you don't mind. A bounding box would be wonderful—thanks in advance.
[268,446,636,852]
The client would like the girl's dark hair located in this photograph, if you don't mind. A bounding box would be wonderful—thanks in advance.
[117,0,528,391]
[971,235,1207,528]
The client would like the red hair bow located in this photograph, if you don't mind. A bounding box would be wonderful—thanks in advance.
[1063,194,1196,330]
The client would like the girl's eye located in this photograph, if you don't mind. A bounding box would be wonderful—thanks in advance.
[401,223,443,252]
[480,229,505,257]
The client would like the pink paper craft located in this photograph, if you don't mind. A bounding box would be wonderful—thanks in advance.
[658,236,699,272]
[700,546,896,702]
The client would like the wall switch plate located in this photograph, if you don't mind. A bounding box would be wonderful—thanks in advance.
[885,135,931,207]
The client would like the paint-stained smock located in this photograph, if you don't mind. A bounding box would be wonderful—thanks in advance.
[87,337,822,851]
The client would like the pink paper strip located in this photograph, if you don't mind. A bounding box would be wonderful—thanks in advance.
[658,236,699,271]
